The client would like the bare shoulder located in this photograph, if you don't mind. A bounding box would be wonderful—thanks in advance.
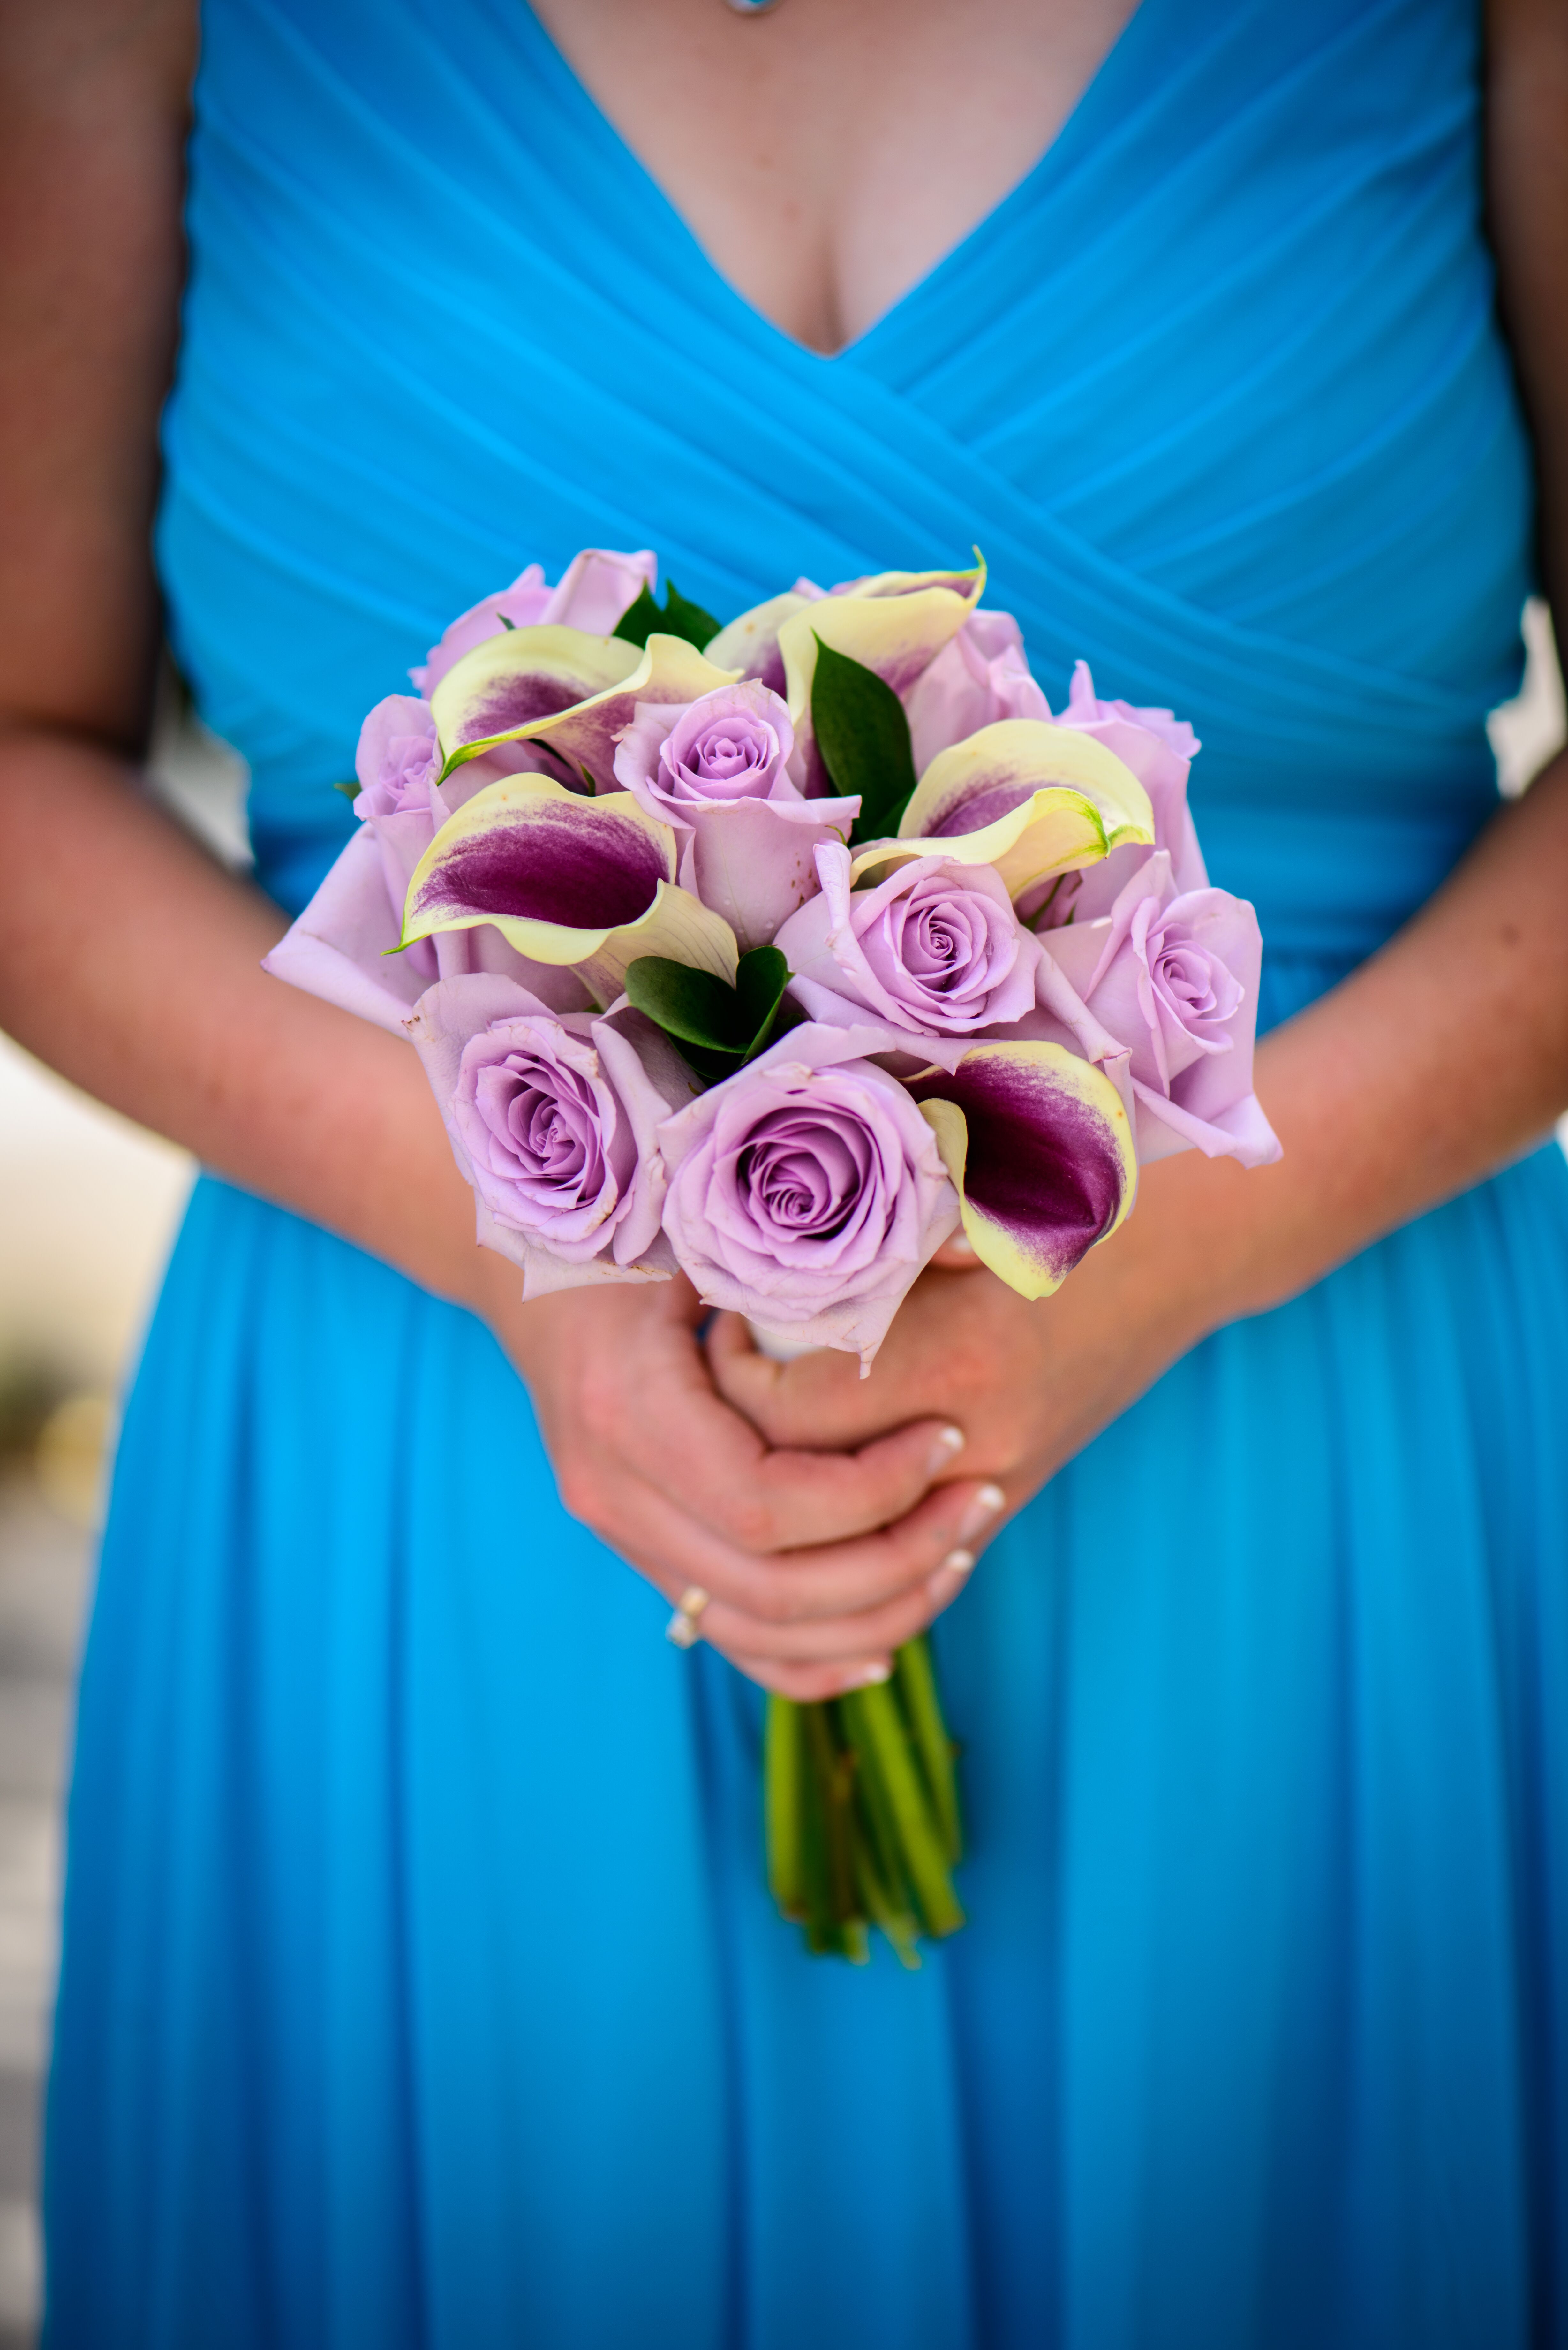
[0,0,199,753]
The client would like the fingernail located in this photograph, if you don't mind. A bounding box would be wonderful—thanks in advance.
[938,1548,976,1579]
[959,1483,1006,1543]
[926,1424,966,1474]
[951,1233,976,1255]
[840,1661,892,1689]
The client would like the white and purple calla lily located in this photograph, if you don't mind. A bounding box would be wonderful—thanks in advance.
[702,582,824,694]
[909,1042,1138,1299]
[777,557,987,790]
[613,681,859,952]
[774,841,1042,1038]
[1040,852,1282,1170]
[399,772,739,1003]
[262,694,590,1034]
[406,971,696,1299]
[860,719,1154,899]
[1025,662,1208,929]
[430,626,740,789]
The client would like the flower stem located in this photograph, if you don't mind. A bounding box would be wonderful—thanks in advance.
[839,1679,966,1939]
[895,1635,962,1865]
[764,1640,965,1960]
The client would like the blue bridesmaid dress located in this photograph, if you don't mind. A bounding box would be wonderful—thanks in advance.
[44,1,1568,2342]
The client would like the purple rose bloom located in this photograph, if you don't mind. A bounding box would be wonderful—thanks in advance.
[615,679,796,822]
[904,608,1052,775]
[1026,661,1207,929]
[657,1022,958,1367]
[407,973,695,1298]
[774,842,1041,1038]
[614,683,858,954]
[411,547,658,696]
[353,694,441,817]
[1040,852,1281,1169]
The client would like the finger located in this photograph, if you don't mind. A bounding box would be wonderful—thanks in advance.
[715,1649,897,1701]
[623,1356,971,1557]
[591,1309,962,1554]
[637,1474,1006,1632]
[706,1310,908,1452]
[689,1515,994,1665]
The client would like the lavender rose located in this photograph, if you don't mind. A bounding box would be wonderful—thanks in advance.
[904,607,1052,775]
[1040,852,1281,1169]
[406,973,695,1297]
[774,842,1041,1038]
[615,678,795,820]
[657,1022,958,1366]
[353,694,441,817]
[614,682,858,953]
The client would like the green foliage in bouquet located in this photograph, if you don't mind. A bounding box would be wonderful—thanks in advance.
[612,580,723,652]
[810,637,920,845]
[766,1636,964,1967]
[624,944,793,1082]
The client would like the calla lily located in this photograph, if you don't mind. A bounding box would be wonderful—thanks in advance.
[779,559,987,701]
[777,558,987,789]
[703,588,821,693]
[431,626,739,787]
[910,1041,1137,1300]
[851,720,1154,899]
[400,773,739,1001]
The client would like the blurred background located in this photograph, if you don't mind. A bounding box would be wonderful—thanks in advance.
[0,615,1562,2344]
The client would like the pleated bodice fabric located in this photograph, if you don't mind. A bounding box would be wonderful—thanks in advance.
[160,0,1531,978]
[44,4,1568,2346]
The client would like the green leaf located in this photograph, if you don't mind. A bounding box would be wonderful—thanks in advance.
[611,580,723,654]
[497,612,516,630]
[623,946,790,1083]
[332,778,360,801]
[810,636,918,845]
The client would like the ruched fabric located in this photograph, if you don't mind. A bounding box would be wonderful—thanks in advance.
[44,1,1568,2344]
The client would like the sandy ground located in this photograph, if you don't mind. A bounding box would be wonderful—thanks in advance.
[0,616,1560,2344]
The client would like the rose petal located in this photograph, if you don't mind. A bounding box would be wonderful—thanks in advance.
[681,795,857,955]
[910,1042,1137,1299]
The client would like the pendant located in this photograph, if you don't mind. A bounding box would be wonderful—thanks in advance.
[725,0,781,14]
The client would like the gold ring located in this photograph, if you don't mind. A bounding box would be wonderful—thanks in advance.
[665,1585,712,1649]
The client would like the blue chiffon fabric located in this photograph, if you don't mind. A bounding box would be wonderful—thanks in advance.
[44,0,1568,2342]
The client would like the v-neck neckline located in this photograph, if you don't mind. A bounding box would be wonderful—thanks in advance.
[513,0,1161,367]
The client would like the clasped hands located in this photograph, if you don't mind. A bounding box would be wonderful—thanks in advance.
[496,1185,1208,1695]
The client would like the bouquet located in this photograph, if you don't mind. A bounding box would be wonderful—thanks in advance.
[265,546,1280,1964]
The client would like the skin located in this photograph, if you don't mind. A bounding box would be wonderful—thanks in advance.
[1,0,1564,1702]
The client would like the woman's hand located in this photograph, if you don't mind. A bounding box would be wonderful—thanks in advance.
[705,1157,1219,1580]
[481,1259,1007,1698]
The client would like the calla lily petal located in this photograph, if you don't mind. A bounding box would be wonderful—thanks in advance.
[854,720,1154,898]
[704,590,819,691]
[432,626,740,789]
[910,1041,1136,1299]
[430,626,643,772]
[400,773,739,995]
[778,558,986,718]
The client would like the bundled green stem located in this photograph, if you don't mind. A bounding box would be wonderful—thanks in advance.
[765,1634,963,1966]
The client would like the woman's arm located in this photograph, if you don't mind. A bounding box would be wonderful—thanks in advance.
[0,0,997,1698]
[711,0,1568,1503]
